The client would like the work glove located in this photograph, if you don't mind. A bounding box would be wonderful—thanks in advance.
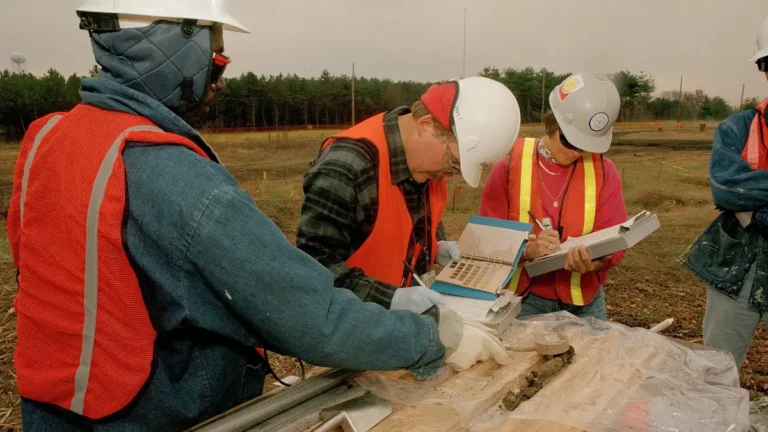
[391,286,446,314]
[436,241,461,267]
[436,307,513,372]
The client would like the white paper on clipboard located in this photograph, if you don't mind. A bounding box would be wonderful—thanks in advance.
[442,295,496,322]
[442,292,515,322]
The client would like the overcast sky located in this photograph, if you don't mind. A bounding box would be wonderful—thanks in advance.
[3,0,768,105]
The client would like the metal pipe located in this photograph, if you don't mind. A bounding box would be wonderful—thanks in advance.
[252,385,368,432]
[194,369,356,432]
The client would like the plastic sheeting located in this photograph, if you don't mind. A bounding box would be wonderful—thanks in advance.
[752,398,768,432]
[358,312,750,432]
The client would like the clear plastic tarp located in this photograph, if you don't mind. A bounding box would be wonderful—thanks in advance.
[752,397,768,432]
[357,312,749,431]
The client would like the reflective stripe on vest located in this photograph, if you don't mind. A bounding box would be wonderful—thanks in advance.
[20,115,62,223]
[569,155,598,306]
[508,137,537,291]
[71,125,163,415]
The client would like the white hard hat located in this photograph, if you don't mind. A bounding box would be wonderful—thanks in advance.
[421,77,521,188]
[76,0,250,33]
[548,72,620,154]
[749,17,768,63]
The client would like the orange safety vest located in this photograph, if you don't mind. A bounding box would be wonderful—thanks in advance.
[506,137,605,306]
[319,114,448,286]
[7,104,212,419]
[744,100,768,170]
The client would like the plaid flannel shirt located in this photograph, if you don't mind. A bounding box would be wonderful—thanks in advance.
[297,107,446,308]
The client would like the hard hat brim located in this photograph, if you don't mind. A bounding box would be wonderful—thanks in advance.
[458,141,483,188]
[555,111,613,154]
[217,13,251,34]
[75,7,251,33]
[749,49,768,63]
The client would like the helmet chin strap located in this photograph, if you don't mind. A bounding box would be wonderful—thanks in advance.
[177,22,213,117]
[177,78,196,116]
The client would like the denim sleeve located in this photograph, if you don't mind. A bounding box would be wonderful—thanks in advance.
[185,184,445,378]
[709,113,768,211]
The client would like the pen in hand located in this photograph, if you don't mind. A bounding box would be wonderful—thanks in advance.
[527,211,547,231]
[402,260,442,316]
[402,260,429,289]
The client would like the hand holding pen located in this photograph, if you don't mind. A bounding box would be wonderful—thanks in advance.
[523,211,561,260]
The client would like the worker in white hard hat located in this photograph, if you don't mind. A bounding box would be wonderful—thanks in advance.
[479,72,628,319]
[9,2,512,430]
[297,78,521,313]
[681,16,768,367]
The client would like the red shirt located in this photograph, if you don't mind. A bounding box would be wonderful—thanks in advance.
[479,145,628,299]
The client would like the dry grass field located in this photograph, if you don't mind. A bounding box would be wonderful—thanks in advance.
[0,121,765,430]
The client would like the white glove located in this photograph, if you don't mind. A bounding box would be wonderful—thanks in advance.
[446,319,513,371]
[390,286,446,314]
[436,307,512,372]
[436,241,461,267]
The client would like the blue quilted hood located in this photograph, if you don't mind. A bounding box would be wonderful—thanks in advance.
[90,21,213,114]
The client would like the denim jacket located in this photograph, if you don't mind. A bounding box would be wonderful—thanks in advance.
[680,109,768,313]
[20,77,445,432]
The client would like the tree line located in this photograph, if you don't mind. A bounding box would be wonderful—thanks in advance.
[0,65,763,140]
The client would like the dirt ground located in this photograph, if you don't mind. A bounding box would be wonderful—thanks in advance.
[0,122,766,430]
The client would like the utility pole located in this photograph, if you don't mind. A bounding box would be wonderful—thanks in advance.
[739,83,746,111]
[676,76,683,123]
[462,7,467,79]
[541,69,546,123]
[351,63,356,126]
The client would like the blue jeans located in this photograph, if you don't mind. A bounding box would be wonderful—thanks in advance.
[519,286,607,320]
[703,263,767,367]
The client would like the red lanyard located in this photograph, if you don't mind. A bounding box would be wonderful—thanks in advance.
[401,186,431,287]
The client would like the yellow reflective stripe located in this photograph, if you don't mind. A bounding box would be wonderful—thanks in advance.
[582,154,597,234]
[570,272,584,306]
[518,138,536,223]
[510,267,523,293]
[570,154,598,307]
[512,138,537,292]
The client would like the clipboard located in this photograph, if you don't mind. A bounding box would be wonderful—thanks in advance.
[431,216,531,300]
[524,211,661,277]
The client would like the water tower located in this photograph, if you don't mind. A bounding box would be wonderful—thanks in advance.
[11,53,27,74]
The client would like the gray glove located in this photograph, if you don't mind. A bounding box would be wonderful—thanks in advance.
[390,286,446,314]
[436,241,461,267]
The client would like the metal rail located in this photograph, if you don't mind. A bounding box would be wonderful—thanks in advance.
[193,369,357,432]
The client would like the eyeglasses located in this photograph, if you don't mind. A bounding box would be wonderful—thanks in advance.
[441,136,462,173]
[559,131,581,152]
[211,52,232,84]
[758,57,768,73]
